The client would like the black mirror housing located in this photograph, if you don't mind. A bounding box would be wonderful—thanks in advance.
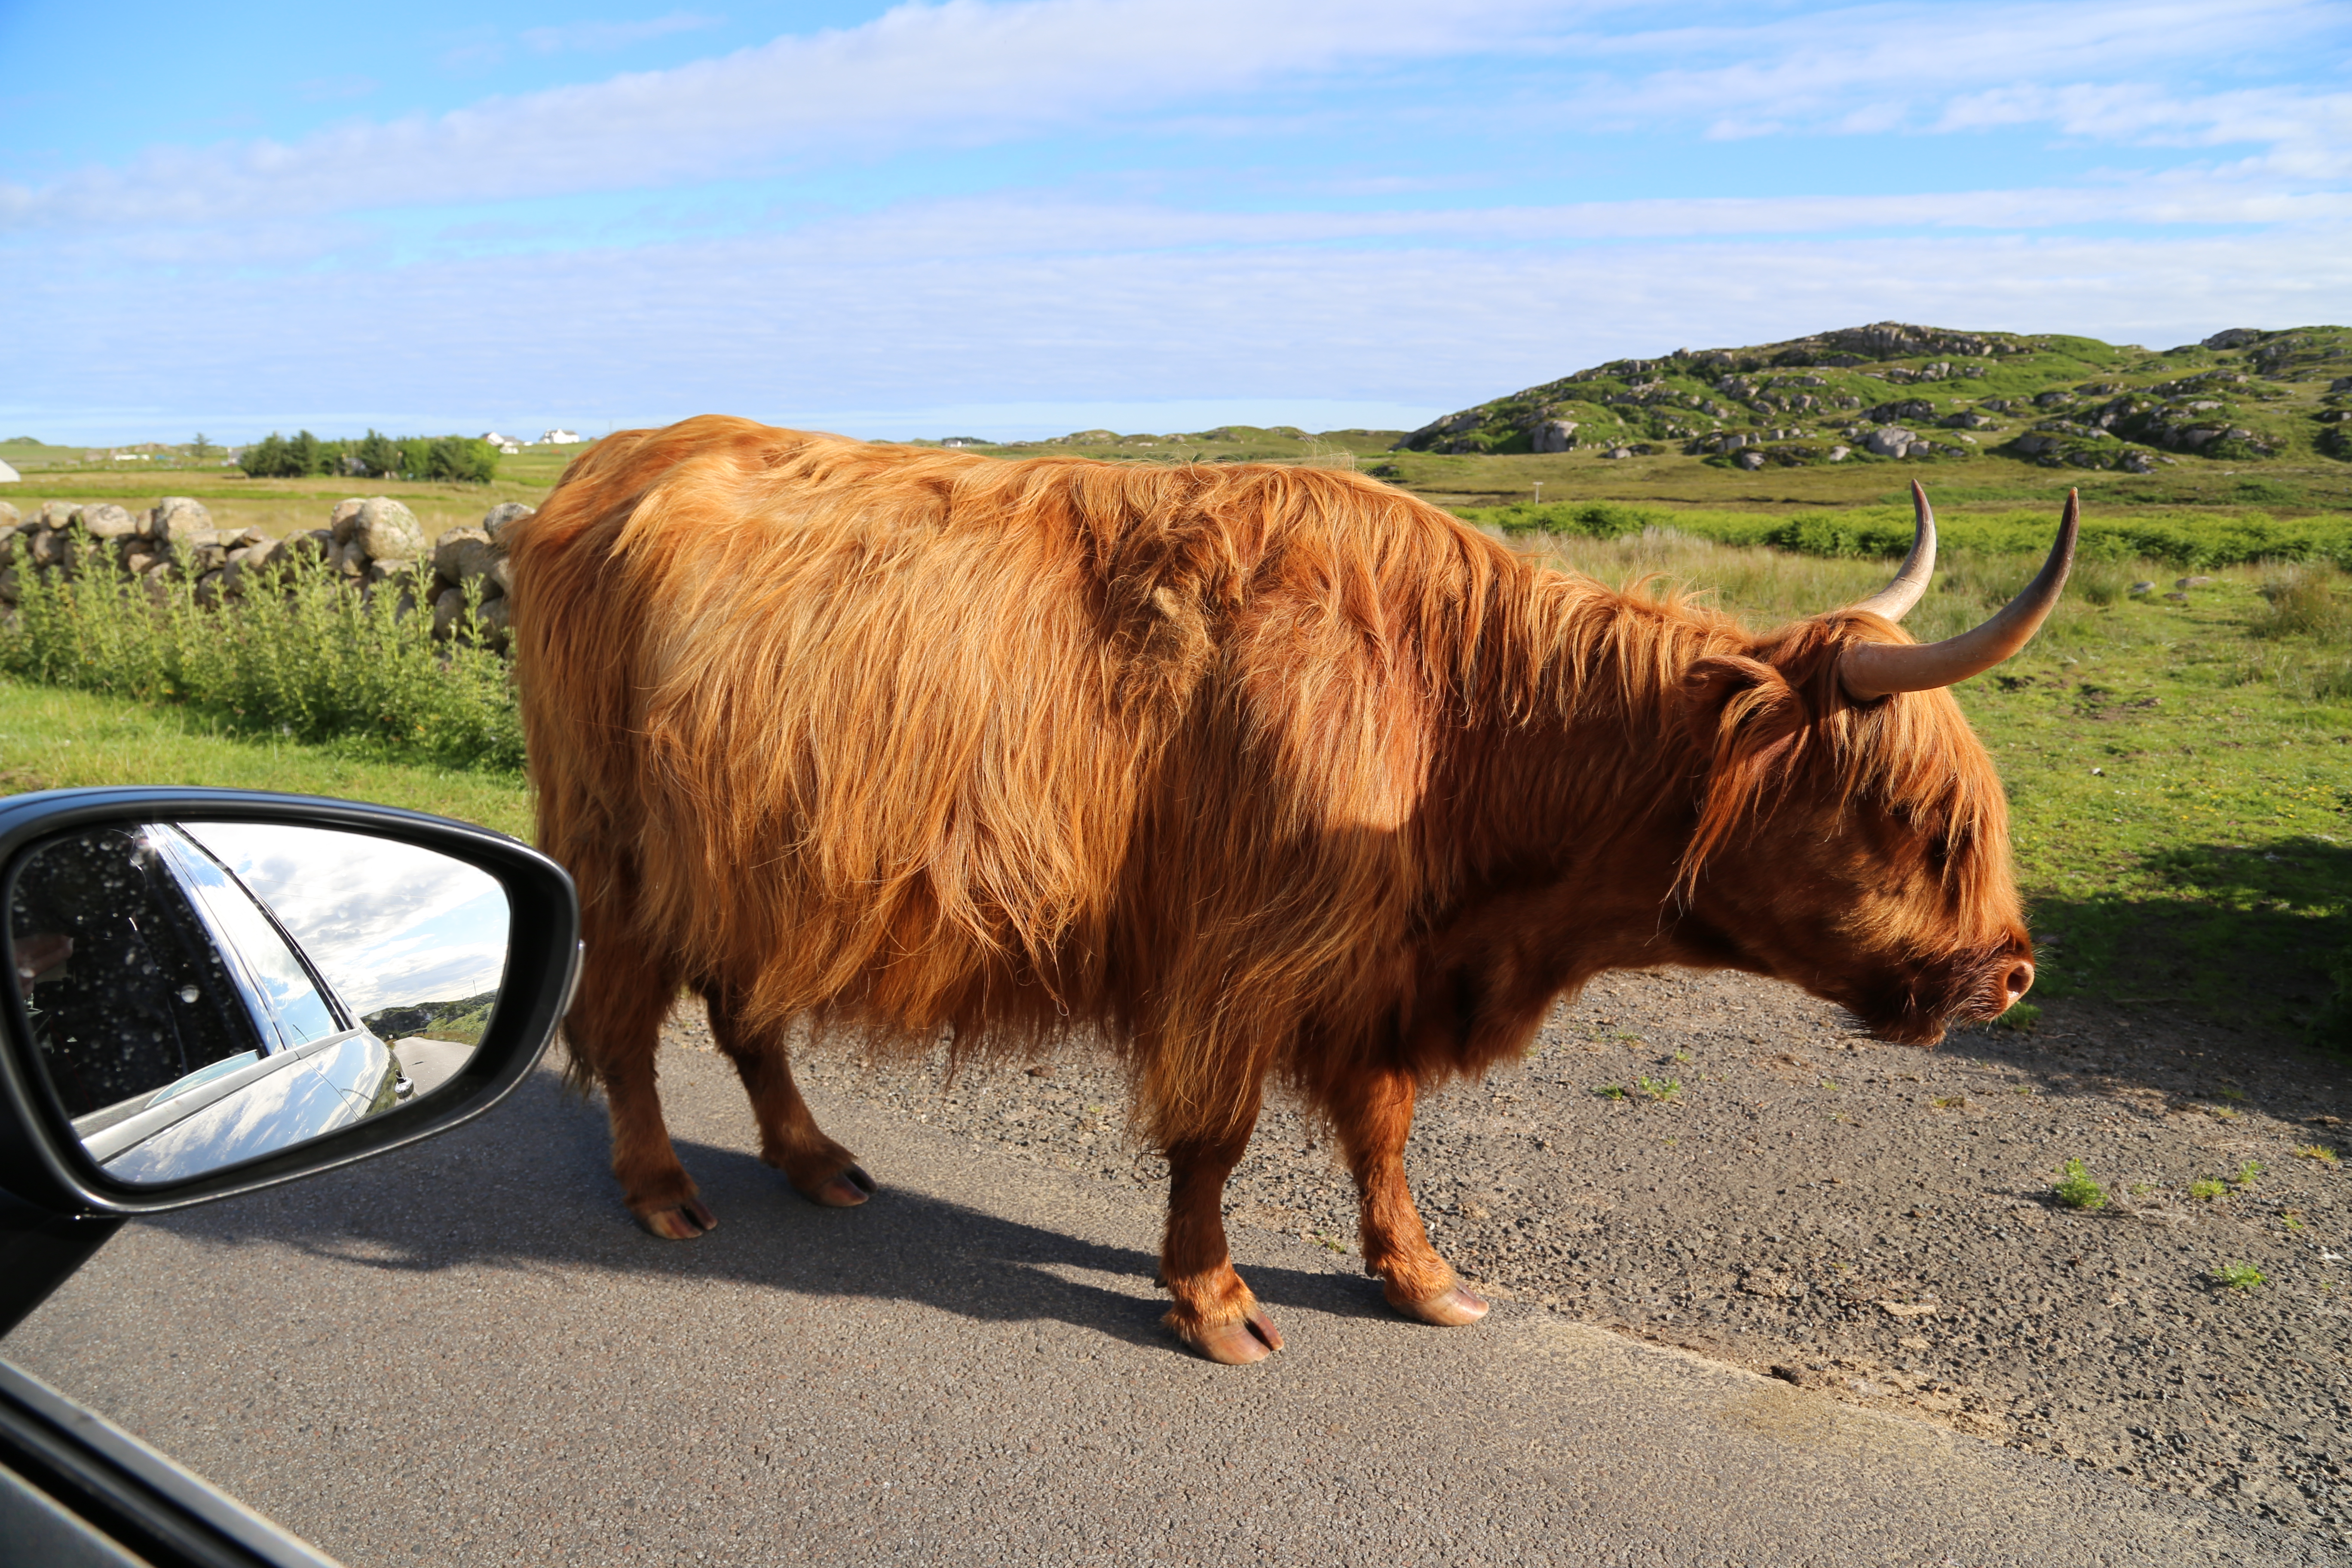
[0,788,578,1221]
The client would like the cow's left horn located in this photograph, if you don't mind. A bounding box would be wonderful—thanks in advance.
[1847,480,1937,622]
[1839,490,2079,700]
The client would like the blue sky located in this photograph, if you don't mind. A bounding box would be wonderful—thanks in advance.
[3,0,2348,445]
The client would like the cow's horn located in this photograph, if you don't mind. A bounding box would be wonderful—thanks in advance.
[1839,490,2080,700]
[1847,480,1938,622]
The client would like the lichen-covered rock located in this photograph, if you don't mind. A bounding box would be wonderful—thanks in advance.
[79,503,138,540]
[153,502,213,547]
[149,497,211,542]
[431,585,467,640]
[481,502,534,538]
[486,556,512,597]
[433,527,495,582]
[356,497,426,562]
[328,499,369,544]
[40,502,77,530]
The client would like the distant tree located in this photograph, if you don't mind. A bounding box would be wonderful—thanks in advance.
[190,433,213,463]
[238,432,295,478]
[353,429,403,478]
[422,435,497,484]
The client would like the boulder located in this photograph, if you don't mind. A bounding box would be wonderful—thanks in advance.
[193,570,227,609]
[2176,576,2214,589]
[1827,445,1851,462]
[2330,377,2352,394]
[79,503,138,540]
[486,556,512,597]
[328,499,369,544]
[480,502,534,538]
[153,502,213,547]
[355,497,425,563]
[239,527,270,547]
[2201,328,2261,350]
[330,539,367,577]
[1736,450,1766,470]
[190,542,229,576]
[431,585,467,640]
[0,564,15,605]
[2120,450,2158,474]
[1865,426,1915,457]
[432,526,495,582]
[477,595,511,642]
[0,502,16,530]
[149,497,211,541]
[39,502,77,530]
[2128,581,2155,595]
[124,551,162,576]
[1530,420,1578,455]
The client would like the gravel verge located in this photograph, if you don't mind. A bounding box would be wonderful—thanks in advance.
[662,968,2349,1548]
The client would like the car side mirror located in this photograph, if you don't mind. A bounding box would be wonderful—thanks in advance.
[0,788,577,1263]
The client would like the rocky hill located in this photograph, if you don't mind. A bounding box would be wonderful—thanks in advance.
[1389,323,2352,476]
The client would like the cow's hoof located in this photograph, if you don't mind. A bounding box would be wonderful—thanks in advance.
[1396,1283,1488,1327]
[1186,1305,1284,1366]
[637,1197,718,1240]
[800,1164,876,1208]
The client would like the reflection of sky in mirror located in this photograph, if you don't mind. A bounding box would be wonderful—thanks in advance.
[180,824,508,1017]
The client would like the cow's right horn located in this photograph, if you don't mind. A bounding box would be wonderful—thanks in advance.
[1839,490,2080,700]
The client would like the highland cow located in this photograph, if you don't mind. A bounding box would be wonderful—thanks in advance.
[508,417,2071,1363]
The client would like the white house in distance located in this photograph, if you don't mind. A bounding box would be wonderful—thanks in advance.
[479,432,523,454]
[539,429,584,445]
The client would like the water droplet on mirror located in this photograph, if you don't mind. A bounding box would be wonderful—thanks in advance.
[177,986,199,1004]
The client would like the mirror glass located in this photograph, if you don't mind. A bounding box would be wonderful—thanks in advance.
[8,821,510,1185]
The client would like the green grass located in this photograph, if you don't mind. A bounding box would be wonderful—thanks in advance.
[0,680,530,837]
[2214,1262,2266,1291]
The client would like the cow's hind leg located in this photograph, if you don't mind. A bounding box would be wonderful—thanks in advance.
[1331,1066,1488,1327]
[569,939,714,1240]
[703,985,874,1208]
[1161,1109,1283,1366]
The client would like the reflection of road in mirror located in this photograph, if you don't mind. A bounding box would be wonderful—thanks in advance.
[9,820,514,1185]
[182,822,510,1071]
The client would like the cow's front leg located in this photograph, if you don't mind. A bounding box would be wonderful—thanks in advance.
[1160,1112,1283,1365]
[702,983,874,1208]
[1332,1066,1488,1327]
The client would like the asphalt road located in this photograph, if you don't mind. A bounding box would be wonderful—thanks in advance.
[5,1049,2326,1567]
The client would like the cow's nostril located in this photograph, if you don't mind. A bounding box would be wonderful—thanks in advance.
[2005,961,2035,1004]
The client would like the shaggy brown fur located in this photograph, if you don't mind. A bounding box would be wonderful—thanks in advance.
[508,415,2034,1361]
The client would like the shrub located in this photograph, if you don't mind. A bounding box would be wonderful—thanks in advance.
[2052,1157,2107,1210]
[1,533,521,771]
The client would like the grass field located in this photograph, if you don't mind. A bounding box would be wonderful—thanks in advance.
[0,681,531,839]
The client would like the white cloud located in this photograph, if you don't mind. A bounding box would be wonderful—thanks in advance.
[0,0,1553,229]
[181,823,510,1016]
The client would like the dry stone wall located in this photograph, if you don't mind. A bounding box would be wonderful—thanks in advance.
[0,495,531,646]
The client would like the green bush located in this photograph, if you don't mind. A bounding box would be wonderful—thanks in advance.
[1,533,520,771]
[239,429,497,483]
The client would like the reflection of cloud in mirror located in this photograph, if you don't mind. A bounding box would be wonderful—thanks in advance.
[179,824,508,1017]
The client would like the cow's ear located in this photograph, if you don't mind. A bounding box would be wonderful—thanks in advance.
[1680,654,1803,761]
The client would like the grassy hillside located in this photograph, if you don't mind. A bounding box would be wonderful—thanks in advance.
[914,324,2352,519]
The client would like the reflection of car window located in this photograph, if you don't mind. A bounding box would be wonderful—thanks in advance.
[9,829,264,1118]
[150,829,344,1051]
